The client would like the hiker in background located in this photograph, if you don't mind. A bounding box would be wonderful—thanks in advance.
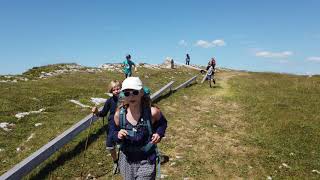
[122,54,136,78]
[210,57,216,69]
[113,77,167,180]
[206,65,215,87]
[170,58,174,69]
[185,53,190,65]
[92,80,121,174]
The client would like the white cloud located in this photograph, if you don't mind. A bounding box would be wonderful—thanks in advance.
[255,50,293,58]
[306,56,320,62]
[195,40,211,48]
[212,39,226,46]
[178,40,187,46]
[195,39,226,48]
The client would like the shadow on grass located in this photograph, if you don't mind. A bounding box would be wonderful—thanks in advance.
[160,155,170,165]
[211,84,223,89]
[201,81,222,89]
[29,124,108,180]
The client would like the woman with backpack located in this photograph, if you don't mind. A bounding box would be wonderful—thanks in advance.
[206,57,216,86]
[206,65,215,87]
[112,77,167,180]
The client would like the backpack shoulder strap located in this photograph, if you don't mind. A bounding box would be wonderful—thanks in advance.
[119,106,126,129]
[143,107,153,137]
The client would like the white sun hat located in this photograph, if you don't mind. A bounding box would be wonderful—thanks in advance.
[121,77,143,91]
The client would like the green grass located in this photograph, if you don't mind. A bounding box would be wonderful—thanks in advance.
[228,72,320,179]
[1,65,320,179]
[0,64,197,179]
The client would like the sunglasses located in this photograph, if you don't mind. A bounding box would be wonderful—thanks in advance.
[123,90,140,97]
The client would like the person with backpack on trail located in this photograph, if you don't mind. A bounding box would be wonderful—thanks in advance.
[206,57,216,87]
[206,65,215,87]
[112,77,168,180]
[185,53,190,65]
[91,80,121,174]
[122,54,137,78]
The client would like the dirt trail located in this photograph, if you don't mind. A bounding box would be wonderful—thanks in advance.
[214,70,247,95]
[160,70,261,179]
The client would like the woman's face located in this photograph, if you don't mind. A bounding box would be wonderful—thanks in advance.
[112,86,121,96]
[123,89,143,105]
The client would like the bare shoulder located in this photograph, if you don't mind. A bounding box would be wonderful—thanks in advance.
[114,110,120,126]
[151,106,161,122]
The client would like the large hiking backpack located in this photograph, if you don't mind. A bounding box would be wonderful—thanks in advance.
[118,87,161,177]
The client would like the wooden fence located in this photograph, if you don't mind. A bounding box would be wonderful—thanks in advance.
[173,75,197,91]
[150,81,174,101]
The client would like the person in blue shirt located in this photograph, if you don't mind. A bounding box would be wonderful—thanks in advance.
[122,54,136,78]
[92,80,121,174]
[113,77,167,180]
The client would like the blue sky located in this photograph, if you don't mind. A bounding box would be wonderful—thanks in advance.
[0,0,320,75]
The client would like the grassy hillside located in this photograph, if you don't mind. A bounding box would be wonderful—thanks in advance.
[0,64,196,178]
[228,72,320,179]
[0,64,319,179]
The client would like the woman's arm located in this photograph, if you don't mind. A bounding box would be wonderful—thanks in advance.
[96,99,111,117]
[150,107,168,143]
[112,109,128,142]
[112,111,121,142]
[114,110,120,126]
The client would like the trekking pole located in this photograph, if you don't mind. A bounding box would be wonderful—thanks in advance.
[80,113,95,179]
